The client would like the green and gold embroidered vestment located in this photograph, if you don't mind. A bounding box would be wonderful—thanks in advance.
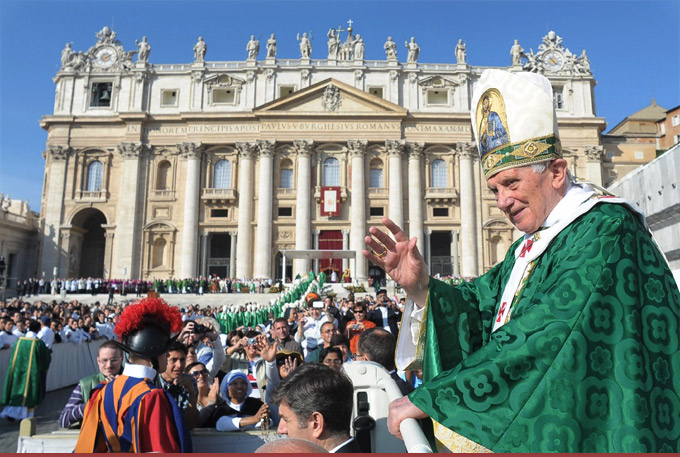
[410,202,680,452]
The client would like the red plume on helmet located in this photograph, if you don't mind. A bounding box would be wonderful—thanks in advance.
[114,298,183,360]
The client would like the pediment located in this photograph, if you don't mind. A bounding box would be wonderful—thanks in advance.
[254,78,407,117]
[418,75,462,89]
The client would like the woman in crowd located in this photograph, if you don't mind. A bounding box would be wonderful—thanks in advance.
[215,370,269,431]
[185,361,225,428]
[345,302,375,354]
[320,346,344,371]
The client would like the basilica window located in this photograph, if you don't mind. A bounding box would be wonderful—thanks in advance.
[369,87,384,98]
[156,161,171,190]
[86,160,103,191]
[280,159,294,188]
[323,157,340,186]
[431,159,447,188]
[553,86,565,110]
[90,82,113,107]
[161,89,179,107]
[279,85,296,99]
[212,88,236,104]
[426,89,448,105]
[152,238,166,269]
[214,160,232,188]
[369,158,384,188]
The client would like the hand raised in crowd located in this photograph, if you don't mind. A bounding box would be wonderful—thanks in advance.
[279,355,298,378]
[207,377,220,405]
[257,334,278,363]
[363,217,430,306]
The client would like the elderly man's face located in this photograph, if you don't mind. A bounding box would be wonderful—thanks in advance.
[487,160,567,234]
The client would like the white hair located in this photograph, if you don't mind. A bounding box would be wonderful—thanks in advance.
[530,160,574,183]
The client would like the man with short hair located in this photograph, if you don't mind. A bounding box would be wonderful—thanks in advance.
[365,69,680,452]
[272,363,360,453]
[59,341,123,428]
[37,316,55,349]
[271,317,303,354]
[366,289,401,338]
[159,340,198,428]
[357,328,413,396]
[75,298,191,452]
[0,317,18,349]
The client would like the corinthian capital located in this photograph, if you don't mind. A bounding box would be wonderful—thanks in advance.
[456,141,478,159]
[118,142,145,159]
[257,140,276,157]
[293,140,314,157]
[584,145,605,162]
[235,142,257,159]
[407,142,425,159]
[177,142,204,160]
[346,139,367,157]
[385,139,406,156]
[44,145,71,161]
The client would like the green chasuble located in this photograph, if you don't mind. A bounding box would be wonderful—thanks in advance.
[2,337,52,408]
[409,202,680,452]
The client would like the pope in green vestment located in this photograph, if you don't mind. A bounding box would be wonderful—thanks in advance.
[1,337,52,418]
[364,70,680,453]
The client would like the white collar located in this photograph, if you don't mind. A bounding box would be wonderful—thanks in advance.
[123,363,157,380]
[329,437,355,453]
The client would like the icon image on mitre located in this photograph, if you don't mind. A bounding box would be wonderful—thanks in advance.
[476,88,510,156]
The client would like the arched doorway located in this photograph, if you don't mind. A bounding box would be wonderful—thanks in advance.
[71,208,107,278]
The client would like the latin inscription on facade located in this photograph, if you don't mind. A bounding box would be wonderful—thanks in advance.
[403,123,471,134]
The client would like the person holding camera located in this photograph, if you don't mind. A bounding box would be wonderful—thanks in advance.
[159,340,199,429]
[178,318,226,380]
[366,289,401,338]
[345,302,376,355]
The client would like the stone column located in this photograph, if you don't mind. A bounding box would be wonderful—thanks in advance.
[39,146,70,277]
[386,139,405,229]
[348,140,368,282]
[178,142,203,279]
[584,145,604,187]
[102,228,115,279]
[229,231,237,278]
[313,230,320,274]
[235,142,256,279]
[451,229,460,276]
[342,229,350,273]
[200,231,209,276]
[254,141,275,278]
[407,142,425,255]
[113,142,146,279]
[424,229,432,272]
[457,142,478,276]
[294,140,314,275]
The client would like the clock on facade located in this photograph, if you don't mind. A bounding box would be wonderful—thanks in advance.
[94,46,117,68]
[542,50,564,71]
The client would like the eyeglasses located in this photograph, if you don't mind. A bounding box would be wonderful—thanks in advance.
[353,353,367,361]
[354,310,366,314]
[98,358,121,364]
[189,369,209,378]
[323,359,343,365]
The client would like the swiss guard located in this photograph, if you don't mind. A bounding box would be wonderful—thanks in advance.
[75,298,192,452]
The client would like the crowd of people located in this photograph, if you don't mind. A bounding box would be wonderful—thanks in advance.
[1,287,417,452]
[12,276,284,299]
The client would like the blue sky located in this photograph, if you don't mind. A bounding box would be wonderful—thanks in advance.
[1,0,678,211]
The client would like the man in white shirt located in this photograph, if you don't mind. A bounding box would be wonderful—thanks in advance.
[37,316,55,349]
[0,317,18,349]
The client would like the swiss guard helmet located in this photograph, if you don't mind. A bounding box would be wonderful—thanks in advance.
[113,298,183,368]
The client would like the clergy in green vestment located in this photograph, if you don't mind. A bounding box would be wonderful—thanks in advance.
[363,70,680,453]
[1,336,52,420]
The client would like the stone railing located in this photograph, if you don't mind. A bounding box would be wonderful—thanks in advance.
[149,189,176,201]
[201,187,237,202]
[425,187,459,202]
[75,190,107,202]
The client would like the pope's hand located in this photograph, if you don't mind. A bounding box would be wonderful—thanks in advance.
[387,395,428,440]
[362,217,430,306]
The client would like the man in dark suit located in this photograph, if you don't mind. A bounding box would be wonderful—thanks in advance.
[366,289,402,338]
[271,364,361,453]
[357,328,414,396]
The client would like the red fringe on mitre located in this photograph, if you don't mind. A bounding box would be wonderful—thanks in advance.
[114,297,183,339]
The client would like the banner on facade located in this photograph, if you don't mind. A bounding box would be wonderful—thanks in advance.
[320,186,341,216]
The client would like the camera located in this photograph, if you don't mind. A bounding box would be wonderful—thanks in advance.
[165,383,182,397]
[246,337,258,345]
[353,325,360,330]
[193,323,209,334]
